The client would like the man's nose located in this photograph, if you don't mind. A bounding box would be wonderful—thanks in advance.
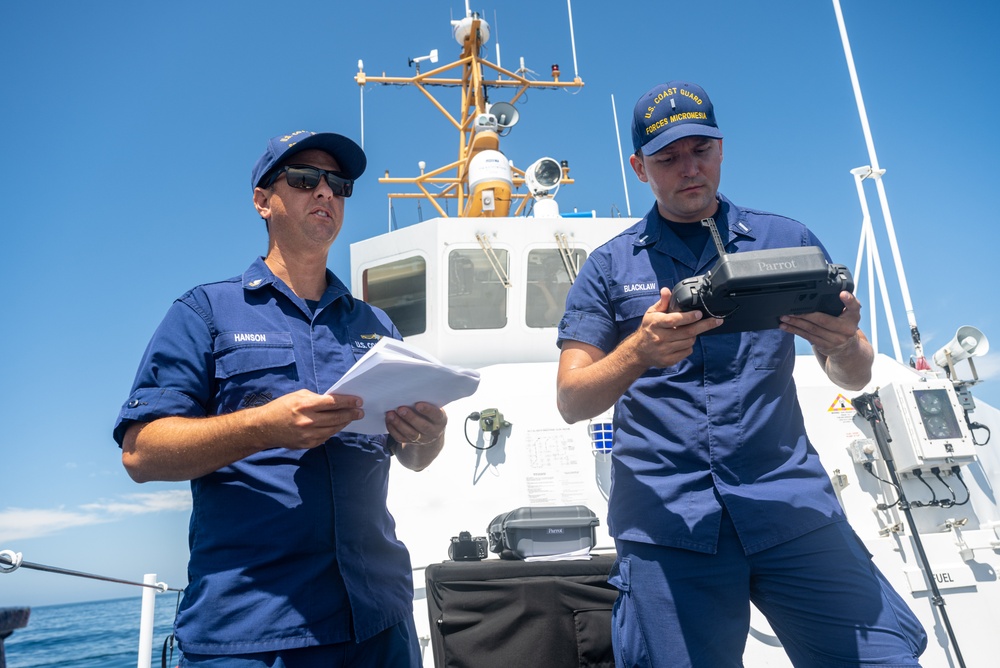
[677,153,700,177]
[313,176,336,199]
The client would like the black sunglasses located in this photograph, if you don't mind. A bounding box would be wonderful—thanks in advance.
[263,165,354,197]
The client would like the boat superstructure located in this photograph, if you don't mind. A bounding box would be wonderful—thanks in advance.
[350,4,1000,667]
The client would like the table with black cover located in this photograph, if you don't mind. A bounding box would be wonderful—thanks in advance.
[424,554,617,668]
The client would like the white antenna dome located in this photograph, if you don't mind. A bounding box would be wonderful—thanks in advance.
[452,16,491,47]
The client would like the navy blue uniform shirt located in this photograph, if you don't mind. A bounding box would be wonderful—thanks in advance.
[557,195,846,555]
[114,258,413,654]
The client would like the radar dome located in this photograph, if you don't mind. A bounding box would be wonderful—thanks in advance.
[452,16,491,47]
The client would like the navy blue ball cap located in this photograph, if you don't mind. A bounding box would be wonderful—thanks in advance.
[631,81,723,156]
[251,130,367,189]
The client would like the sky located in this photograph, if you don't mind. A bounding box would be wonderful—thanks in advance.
[2,0,999,608]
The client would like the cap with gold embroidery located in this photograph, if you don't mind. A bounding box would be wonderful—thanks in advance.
[251,130,367,189]
[631,81,722,156]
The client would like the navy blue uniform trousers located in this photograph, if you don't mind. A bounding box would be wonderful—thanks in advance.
[179,616,421,668]
[610,510,926,667]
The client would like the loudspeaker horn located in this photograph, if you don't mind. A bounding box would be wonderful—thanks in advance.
[932,325,989,368]
[488,101,519,129]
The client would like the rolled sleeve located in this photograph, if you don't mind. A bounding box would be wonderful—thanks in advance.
[557,310,618,352]
[113,387,208,445]
[113,298,214,446]
[556,248,621,353]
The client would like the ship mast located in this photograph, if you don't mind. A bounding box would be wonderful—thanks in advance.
[355,9,583,219]
[832,0,927,369]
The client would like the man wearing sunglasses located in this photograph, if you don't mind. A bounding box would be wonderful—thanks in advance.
[114,130,445,667]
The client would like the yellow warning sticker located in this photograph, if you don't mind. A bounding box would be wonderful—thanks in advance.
[828,394,855,412]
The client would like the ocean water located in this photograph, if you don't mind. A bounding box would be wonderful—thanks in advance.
[4,594,184,668]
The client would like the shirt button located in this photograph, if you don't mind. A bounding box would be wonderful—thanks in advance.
[128,399,140,408]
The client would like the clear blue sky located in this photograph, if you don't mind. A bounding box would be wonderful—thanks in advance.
[2,0,998,607]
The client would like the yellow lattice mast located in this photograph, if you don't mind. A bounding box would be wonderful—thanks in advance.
[355,10,583,218]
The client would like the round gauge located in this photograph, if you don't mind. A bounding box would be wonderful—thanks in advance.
[916,392,944,415]
[924,416,951,439]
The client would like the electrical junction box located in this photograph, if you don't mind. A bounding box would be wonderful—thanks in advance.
[876,379,977,473]
[848,438,877,465]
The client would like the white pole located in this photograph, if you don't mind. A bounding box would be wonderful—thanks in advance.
[866,212,878,356]
[137,574,157,668]
[611,95,632,217]
[851,170,878,354]
[866,219,905,364]
[851,167,904,362]
[832,0,925,364]
[358,60,365,150]
[566,0,580,79]
[494,11,502,75]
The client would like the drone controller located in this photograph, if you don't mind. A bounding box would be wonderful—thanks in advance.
[668,219,854,335]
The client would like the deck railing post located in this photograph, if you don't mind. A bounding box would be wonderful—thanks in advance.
[137,574,157,668]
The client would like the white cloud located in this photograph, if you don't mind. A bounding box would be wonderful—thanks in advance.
[970,352,1000,381]
[0,508,106,541]
[81,490,192,516]
[0,490,191,541]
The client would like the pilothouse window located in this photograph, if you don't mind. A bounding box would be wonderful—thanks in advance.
[362,257,427,336]
[449,249,508,329]
[526,249,586,328]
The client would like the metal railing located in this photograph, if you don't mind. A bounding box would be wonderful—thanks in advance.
[0,549,182,668]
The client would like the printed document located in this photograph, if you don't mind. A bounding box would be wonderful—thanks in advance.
[325,337,481,435]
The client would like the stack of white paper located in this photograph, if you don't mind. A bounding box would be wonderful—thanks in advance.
[325,337,481,435]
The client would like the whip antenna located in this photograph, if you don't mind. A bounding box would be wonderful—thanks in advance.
[832,0,924,367]
[494,10,502,77]
[567,0,580,79]
[611,94,631,217]
[358,60,365,149]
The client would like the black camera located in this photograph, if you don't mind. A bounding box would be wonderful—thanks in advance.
[449,531,488,561]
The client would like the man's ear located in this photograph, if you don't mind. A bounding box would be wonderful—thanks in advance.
[629,153,648,183]
[253,187,272,221]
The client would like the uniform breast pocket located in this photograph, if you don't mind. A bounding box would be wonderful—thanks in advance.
[350,343,377,362]
[215,344,296,379]
[213,335,298,411]
[614,293,681,376]
[613,293,659,328]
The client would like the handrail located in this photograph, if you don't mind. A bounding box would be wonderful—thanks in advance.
[0,549,181,592]
[1,549,182,668]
